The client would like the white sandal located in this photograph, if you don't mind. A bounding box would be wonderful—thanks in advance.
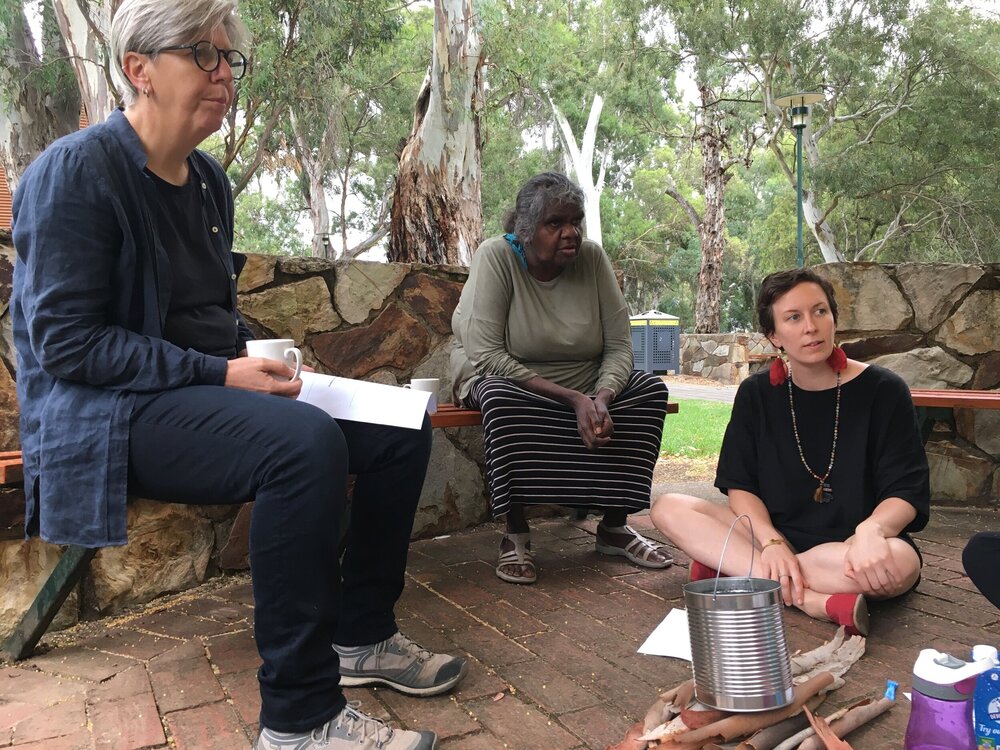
[595,524,673,569]
[496,532,537,584]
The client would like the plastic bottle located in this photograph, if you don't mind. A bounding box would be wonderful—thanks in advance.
[973,645,1000,749]
[904,648,992,750]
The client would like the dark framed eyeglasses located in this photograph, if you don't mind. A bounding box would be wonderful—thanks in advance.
[143,40,247,80]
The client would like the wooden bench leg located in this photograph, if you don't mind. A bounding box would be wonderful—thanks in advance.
[1,545,97,661]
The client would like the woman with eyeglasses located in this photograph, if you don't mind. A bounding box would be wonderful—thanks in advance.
[11,1,455,748]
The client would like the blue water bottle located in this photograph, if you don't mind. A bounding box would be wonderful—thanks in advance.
[973,645,1000,749]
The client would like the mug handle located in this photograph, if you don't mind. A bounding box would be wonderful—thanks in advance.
[284,347,303,382]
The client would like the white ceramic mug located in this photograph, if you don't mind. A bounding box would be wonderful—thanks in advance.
[245,339,303,382]
[404,378,440,394]
[404,378,440,414]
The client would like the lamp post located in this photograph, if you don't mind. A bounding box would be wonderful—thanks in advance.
[775,92,824,267]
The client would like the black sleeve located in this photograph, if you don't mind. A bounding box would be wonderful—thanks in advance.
[870,370,930,533]
[715,379,761,496]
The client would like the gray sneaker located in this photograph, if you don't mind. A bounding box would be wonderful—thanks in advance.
[256,701,437,749]
[334,631,467,696]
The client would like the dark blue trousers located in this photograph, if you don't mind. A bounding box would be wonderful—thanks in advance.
[128,386,432,733]
[963,531,1000,611]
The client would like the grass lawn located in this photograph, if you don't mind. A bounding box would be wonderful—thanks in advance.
[661,398,733,458]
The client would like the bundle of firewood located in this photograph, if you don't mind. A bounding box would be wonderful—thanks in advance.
[607,628,895,750]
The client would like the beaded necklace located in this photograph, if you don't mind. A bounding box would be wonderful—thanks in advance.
[787,364,841,503]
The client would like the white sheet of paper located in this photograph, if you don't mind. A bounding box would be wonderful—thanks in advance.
[638,608,692,661]
[296,372,433,430]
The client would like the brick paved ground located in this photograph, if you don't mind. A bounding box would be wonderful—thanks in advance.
[2,506,998,749]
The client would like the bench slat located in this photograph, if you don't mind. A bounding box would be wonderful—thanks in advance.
[430,405,482,428]
[910,389,1000,409]
[0,457,24,484]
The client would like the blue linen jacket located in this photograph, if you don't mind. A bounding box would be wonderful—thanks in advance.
[11,109,252,547]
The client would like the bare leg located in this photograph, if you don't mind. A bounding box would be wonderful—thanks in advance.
[497,505,534,582]
[796,538,921,599]
[651,493,757,575]
[505,504,529,534]
[652,493,920,628]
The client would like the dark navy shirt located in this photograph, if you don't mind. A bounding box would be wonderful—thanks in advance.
[11,109,252,546]
[149,170,240,357]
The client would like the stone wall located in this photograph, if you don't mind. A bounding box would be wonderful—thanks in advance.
[680,333,776,384]
[0,244,487,639]
[679,262,1000,508]
[815,262,1000,508]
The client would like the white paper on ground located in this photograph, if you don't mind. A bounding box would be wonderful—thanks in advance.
[638,608,692,661]
[296,372,433,429]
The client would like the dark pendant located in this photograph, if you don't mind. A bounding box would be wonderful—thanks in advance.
[813,482,833,504]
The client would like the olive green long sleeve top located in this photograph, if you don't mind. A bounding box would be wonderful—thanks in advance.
[450,235,633,404]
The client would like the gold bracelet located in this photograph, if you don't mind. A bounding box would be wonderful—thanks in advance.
[761,538,785,551]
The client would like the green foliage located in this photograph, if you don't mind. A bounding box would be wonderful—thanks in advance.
[0,0,78,117]
[660,398,732,457]
[233,190,308,257]
[6,0,997,297]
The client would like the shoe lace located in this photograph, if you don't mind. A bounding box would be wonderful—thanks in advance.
[389,632,432,663]
[326,702,394,746]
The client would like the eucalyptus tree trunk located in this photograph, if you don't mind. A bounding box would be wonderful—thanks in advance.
[53,0,119,123]
[0,2,79,192]
[387,0,483,266]
[289,109,334,259]
[801,134,843,262]
[694,113,725,334]
[551,92,605,245]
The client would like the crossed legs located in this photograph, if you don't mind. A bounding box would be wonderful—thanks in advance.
[651,492,921,625]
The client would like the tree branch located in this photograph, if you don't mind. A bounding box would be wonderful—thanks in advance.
[664,184,701,230]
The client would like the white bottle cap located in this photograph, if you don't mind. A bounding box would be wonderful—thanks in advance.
[913,648,993,686]
[973,645,999,664]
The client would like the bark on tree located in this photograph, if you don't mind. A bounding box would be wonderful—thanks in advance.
[694,107,726,334]
[664,81,730,334]
[551,93,606,245]
[52,0,119,124]
[289,109,334,259]
[387,0,483,266]
[0,5,79,193]
[767,131,843,263]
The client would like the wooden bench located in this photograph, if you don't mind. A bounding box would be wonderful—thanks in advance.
[909,388,1000,444]
[1,400,678,661]
[0,409,484,661]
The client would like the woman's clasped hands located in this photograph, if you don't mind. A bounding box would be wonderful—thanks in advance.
[572,389,615,450]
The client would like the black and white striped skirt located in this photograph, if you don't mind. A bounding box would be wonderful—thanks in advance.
[466,371,669,518]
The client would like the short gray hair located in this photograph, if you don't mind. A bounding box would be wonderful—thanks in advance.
[503,172,585,249]
[110,0,249,107]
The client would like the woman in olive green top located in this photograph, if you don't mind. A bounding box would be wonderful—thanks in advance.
[451,172,672,584]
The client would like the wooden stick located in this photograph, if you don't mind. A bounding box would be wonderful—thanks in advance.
[796,698,894,749]
[672,673,835,745]
[736,713,811,749]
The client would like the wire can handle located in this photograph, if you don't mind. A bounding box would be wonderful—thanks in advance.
[712,513,755,598]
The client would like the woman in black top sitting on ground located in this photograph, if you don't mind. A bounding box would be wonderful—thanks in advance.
[652,268,930,635]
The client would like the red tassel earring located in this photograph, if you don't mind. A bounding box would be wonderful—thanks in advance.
[769,355,789,386]
[826,346,847,373]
